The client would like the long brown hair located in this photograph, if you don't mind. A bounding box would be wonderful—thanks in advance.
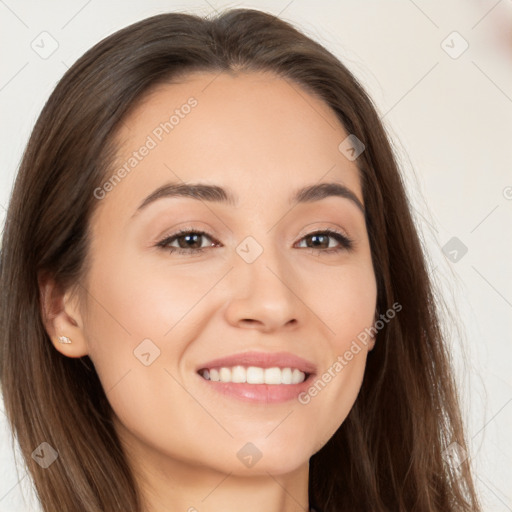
[0,8,480,511]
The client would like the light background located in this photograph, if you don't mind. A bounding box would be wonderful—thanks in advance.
[0,1,511,510]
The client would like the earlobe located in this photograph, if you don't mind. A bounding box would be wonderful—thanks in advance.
[367,306,379,352]
[38,273,89,358]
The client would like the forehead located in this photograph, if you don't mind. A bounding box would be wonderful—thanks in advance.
[96,70,363,221]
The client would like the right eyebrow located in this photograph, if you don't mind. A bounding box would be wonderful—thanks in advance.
[131,180,365,219]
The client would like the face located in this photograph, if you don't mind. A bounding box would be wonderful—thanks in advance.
[70,71,377,476]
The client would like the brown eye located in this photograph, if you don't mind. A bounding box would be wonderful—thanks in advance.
[296,230,353,252]
[157,230,218,255]
[156,228,353,256]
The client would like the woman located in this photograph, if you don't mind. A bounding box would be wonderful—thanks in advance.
[0,8,481,512]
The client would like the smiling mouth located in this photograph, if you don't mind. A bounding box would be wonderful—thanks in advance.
[198,366,310,385]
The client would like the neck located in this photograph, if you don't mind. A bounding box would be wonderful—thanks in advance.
[139,459,310,512]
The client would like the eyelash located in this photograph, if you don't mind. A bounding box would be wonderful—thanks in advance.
[156,227,354,256]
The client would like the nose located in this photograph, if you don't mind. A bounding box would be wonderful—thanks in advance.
[223,245,301,333]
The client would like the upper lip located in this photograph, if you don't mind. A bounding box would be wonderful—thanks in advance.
[197,351,317,375]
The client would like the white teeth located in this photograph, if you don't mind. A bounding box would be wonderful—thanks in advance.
[281,367,293,384]
[200,366,307,385]
[264,367,282,385]
[247,366,264,384]
[291,368,303,384]
[219,367,231,382]
[231,365,246,383]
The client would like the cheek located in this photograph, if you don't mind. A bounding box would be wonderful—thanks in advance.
[297,260,376,441]
[300,331,371,455]
[315,257,377,341]
[83,247,211,354]
[80,259,208,464]
[80,252,182,393]
[80,248,219,414]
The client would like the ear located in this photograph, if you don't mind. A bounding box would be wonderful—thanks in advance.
[367,307,378,352]
[38,272,89,358]
[367,334,376,352]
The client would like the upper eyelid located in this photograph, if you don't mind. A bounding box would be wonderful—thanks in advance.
[159,221,351,240]
[162,229,218,244]
[158,227,352,248]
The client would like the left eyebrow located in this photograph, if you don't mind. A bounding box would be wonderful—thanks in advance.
[132,181,365,218]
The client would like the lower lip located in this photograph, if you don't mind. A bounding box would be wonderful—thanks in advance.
[198,374,314,404]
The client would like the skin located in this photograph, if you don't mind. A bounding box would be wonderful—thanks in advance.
[42,71,377,512]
